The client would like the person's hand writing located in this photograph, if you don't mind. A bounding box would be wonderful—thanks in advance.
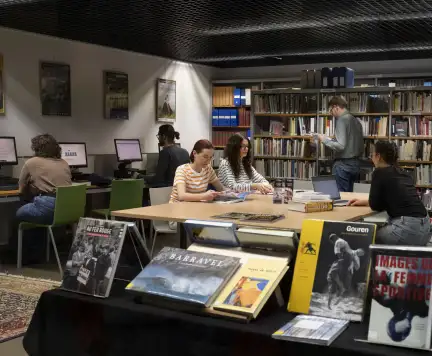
[202,190,220,201]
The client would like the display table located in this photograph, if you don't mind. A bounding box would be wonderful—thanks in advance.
[23,285,426,356]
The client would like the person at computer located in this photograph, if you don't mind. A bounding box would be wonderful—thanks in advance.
[316,96,364,192]
[144,124,189,187]
[218,133,273,194]
[16,134,72,224]
[347,140,430,245]
[169,139,225,203]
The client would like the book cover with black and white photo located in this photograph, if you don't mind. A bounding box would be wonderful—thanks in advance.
[289,220,376,321]
[61,218,128,298]
[126,247,241,307]
[368,245,432,349]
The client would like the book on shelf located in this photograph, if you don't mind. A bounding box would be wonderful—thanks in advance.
[212,258,288,319]
[288,219,376,321]
[391,116,432,136]
[392,91,432,113]
[367,245,432,350]
[272,315,349,345]
[213,86,234,107]
[320,92,389,113]
[61,218,128,298]
[253,137,314,158]
[126,247,241,307]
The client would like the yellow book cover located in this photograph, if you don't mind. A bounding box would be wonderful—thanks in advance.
[213,258,288,318]
[288,219,376,321]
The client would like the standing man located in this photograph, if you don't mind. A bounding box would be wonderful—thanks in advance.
[317,96,364,192]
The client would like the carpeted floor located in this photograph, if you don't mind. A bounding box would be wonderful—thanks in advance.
[0,273,59,343]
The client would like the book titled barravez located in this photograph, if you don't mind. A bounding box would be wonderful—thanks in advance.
[288,220,376,321]
[368,245,432,350]
[61,217,128,298]
[126,247,241,307]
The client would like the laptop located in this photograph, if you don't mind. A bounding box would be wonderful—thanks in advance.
[311,175,349,206]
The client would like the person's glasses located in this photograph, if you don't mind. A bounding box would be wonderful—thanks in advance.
[241,144,249,149]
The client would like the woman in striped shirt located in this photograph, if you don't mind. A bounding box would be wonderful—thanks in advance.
[170,139,225,203]
[218,133,273,193]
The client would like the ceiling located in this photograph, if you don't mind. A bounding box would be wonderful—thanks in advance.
[1,0,432,68]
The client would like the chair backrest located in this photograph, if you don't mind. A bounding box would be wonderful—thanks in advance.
[52,184,87,225]
[109,179,144,212]
[353,183,371,193]
[149,186,173,206]
[293,179,313,190]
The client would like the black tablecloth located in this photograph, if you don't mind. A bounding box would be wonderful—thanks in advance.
[23,284,429,356]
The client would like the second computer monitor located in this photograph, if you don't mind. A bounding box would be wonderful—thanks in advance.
[59,142,88,168]
[114,139,142,162]
[0,137,18,165]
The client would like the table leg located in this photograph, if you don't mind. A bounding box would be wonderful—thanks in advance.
[180,223,187,249]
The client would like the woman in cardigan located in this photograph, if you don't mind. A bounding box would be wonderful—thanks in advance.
[218,133,272,194]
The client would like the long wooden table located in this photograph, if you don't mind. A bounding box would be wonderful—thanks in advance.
[111,192,373,232]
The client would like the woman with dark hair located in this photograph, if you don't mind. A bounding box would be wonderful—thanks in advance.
[218,133,272,193]
[348,140,430,245]
[169,139,225,203]
[145,124,189,187]
[16,133,71,224]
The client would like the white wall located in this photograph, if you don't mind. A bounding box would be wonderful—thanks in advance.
[215,58,432,81]
[0,27,214,156]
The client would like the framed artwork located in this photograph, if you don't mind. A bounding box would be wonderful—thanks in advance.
[39,61,71,116]
[156,78,176,123]
[0,54,4,115]
[103,70,129,120]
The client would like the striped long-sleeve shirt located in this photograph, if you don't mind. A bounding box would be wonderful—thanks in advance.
[218,158,268,192]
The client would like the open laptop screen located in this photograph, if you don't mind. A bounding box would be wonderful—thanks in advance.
[311,176,341,200]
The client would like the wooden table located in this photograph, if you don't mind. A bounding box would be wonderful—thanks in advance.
[111,192,373,232]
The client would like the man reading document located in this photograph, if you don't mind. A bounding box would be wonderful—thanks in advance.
[315,96,364,192]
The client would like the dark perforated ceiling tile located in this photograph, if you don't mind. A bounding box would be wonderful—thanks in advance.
[0,0,432,67]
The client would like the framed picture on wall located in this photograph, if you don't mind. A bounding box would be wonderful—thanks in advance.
[156,78,176,123]
[39,61,71,116]
[103,70,129,120]
[0,54,4,115]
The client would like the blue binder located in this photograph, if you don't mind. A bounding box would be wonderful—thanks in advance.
[230,109,238,126]
[212,109,219,126]
[233,88,241,106]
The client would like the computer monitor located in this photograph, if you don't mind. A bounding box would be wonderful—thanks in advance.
[59,142,88,168]
[115,139,142,162]
[0,137,18,165]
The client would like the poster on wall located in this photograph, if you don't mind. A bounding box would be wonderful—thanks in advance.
[103,71,129,120]
[0,54,4,115]
[156,78,176,123]
[39,61,71,116]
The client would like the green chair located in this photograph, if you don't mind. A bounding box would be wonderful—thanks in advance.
[17,184,87,276]
[92,179,144,219]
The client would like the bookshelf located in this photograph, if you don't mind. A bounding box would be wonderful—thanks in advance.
[250,86,432,188]
[211,84,258,168]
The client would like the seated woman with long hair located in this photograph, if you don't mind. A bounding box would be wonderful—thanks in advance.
[218,133,272,194]
[169,139,225,203]
[348,140,430,245]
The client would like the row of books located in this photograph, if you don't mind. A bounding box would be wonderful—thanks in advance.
[300,67,354,89]
[212,130,248,147]
[255,159,317,180]
[212,86,256,107]
[256,115,388,137]
[253,138,314,158]
[393,91,432,113]
[395,140,432,161]
[391,116,432,137]
[254,94,318,114]
[321,93,389,113]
